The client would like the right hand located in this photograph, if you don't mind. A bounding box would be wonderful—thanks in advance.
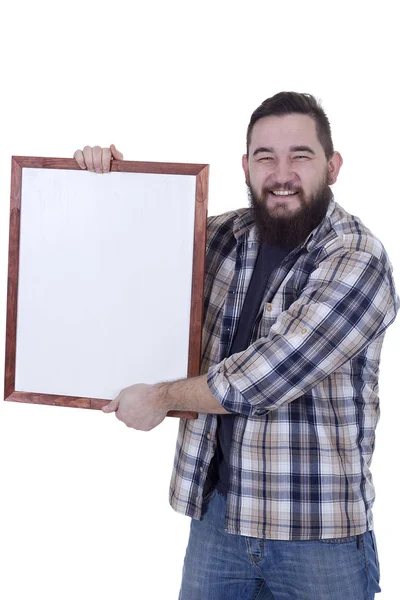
[73,144,124,173]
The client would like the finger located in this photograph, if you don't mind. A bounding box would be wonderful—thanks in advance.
[92,145,103,173]
[102,147,112,173]
[74,149,86,169]
[110,144,124,160]
[102,396,120,413]
[83,146,95,172]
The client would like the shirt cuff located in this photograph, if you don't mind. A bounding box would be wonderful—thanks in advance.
[207,362,268,417]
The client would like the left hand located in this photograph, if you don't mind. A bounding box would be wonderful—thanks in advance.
[102,383,168,431]
[74,144,124,173]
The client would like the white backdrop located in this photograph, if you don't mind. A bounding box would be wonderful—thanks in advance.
[1,1,399,598]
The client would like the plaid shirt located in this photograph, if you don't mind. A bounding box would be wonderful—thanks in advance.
[169,196,399,540]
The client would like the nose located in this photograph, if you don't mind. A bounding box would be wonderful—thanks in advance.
[272,158,297,187]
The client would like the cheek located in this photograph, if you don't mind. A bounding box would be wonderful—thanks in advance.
[302,163,329,187]
[295,168,317,191]
[248,166,273,190]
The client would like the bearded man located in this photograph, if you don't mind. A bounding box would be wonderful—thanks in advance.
[75,92,399,599]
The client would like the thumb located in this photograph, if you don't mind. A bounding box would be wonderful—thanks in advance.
[110,144,124,161]
[102,396,120,413]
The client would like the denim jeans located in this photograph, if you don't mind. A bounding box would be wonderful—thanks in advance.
[179,489,381,600]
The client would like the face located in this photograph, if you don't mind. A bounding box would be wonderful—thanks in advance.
[242,113,343,248]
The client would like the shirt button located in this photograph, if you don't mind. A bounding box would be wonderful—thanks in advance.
[301,328,307,334]
[266,304,272,312]
[206,433,211,440]
[254,408,268,416]
[200,467,204,472]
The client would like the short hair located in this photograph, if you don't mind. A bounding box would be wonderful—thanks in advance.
[246,92,334,159]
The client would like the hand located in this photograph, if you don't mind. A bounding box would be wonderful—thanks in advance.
[102,383,168,431]
[73,144,124,173]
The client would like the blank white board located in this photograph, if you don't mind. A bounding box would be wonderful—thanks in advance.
[5,157,208,414]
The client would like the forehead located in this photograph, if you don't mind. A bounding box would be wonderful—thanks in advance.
[249,113,323,152]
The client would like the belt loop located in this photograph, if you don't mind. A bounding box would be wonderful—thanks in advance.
[356,534,361,549]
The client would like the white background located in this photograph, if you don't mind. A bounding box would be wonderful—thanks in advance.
[1,1,399,598]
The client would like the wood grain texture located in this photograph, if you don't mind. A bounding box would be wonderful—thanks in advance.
[187,164,208,378]
[4,158,22,400]
[5,392,197,418]
[11,156,208,176]
[6,391,91,409]
[4,157,208,421]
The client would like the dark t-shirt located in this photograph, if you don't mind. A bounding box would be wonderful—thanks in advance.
[208,242,292,496]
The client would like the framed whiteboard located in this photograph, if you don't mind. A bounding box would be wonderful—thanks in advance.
[4,156,209,419]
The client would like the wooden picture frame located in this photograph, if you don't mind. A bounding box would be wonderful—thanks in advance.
[4,156,209,419]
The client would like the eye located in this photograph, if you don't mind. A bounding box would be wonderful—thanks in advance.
[258,156,274,162]
[293,155,310,160]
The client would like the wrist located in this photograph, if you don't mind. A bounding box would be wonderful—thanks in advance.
[154,381,175,412]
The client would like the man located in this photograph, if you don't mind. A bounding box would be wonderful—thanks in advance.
[74,92,399,599]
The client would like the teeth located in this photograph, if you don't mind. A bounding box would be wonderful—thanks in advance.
[272,190,297,196]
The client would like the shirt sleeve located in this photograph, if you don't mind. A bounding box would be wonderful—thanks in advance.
[207,250,400,417]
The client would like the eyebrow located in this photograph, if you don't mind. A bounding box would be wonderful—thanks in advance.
[252,145,316,157]
[290,145,316,155]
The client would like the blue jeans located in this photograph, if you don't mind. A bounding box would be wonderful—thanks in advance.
[179,489,381,600]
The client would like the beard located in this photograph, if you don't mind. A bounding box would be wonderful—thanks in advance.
[248,170,332,250]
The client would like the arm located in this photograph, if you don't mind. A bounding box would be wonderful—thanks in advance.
[157,375,231,414]
[103,249,398,429]
[102,375,229,431]
[205,249,399,417]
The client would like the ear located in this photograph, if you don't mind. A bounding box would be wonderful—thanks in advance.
[327,151,343,185]
[242,154,250,186]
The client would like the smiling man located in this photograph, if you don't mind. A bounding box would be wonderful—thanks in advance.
[75,92,399,599]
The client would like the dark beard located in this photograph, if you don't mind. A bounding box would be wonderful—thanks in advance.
[248,173,332,250]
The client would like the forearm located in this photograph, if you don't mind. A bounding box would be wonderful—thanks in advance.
[157,374,231,414]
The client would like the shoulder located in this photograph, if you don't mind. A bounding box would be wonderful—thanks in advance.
[328,201,390,262]
[207,208,251,232]
[206,208,253,245]
[312,200,393,278]
[204,208,253,272]
[313,201,398,303]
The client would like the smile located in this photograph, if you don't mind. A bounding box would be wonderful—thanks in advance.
[271,190,299,196]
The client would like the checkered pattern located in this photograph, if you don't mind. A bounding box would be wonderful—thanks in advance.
[169,196,399,540]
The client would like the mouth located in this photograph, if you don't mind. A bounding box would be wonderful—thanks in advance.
[269,190,299,198]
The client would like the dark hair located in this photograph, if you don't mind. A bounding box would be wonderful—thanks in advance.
[246,92,334,159]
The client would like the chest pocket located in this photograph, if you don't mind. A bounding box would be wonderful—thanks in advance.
[256,271,303,339]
